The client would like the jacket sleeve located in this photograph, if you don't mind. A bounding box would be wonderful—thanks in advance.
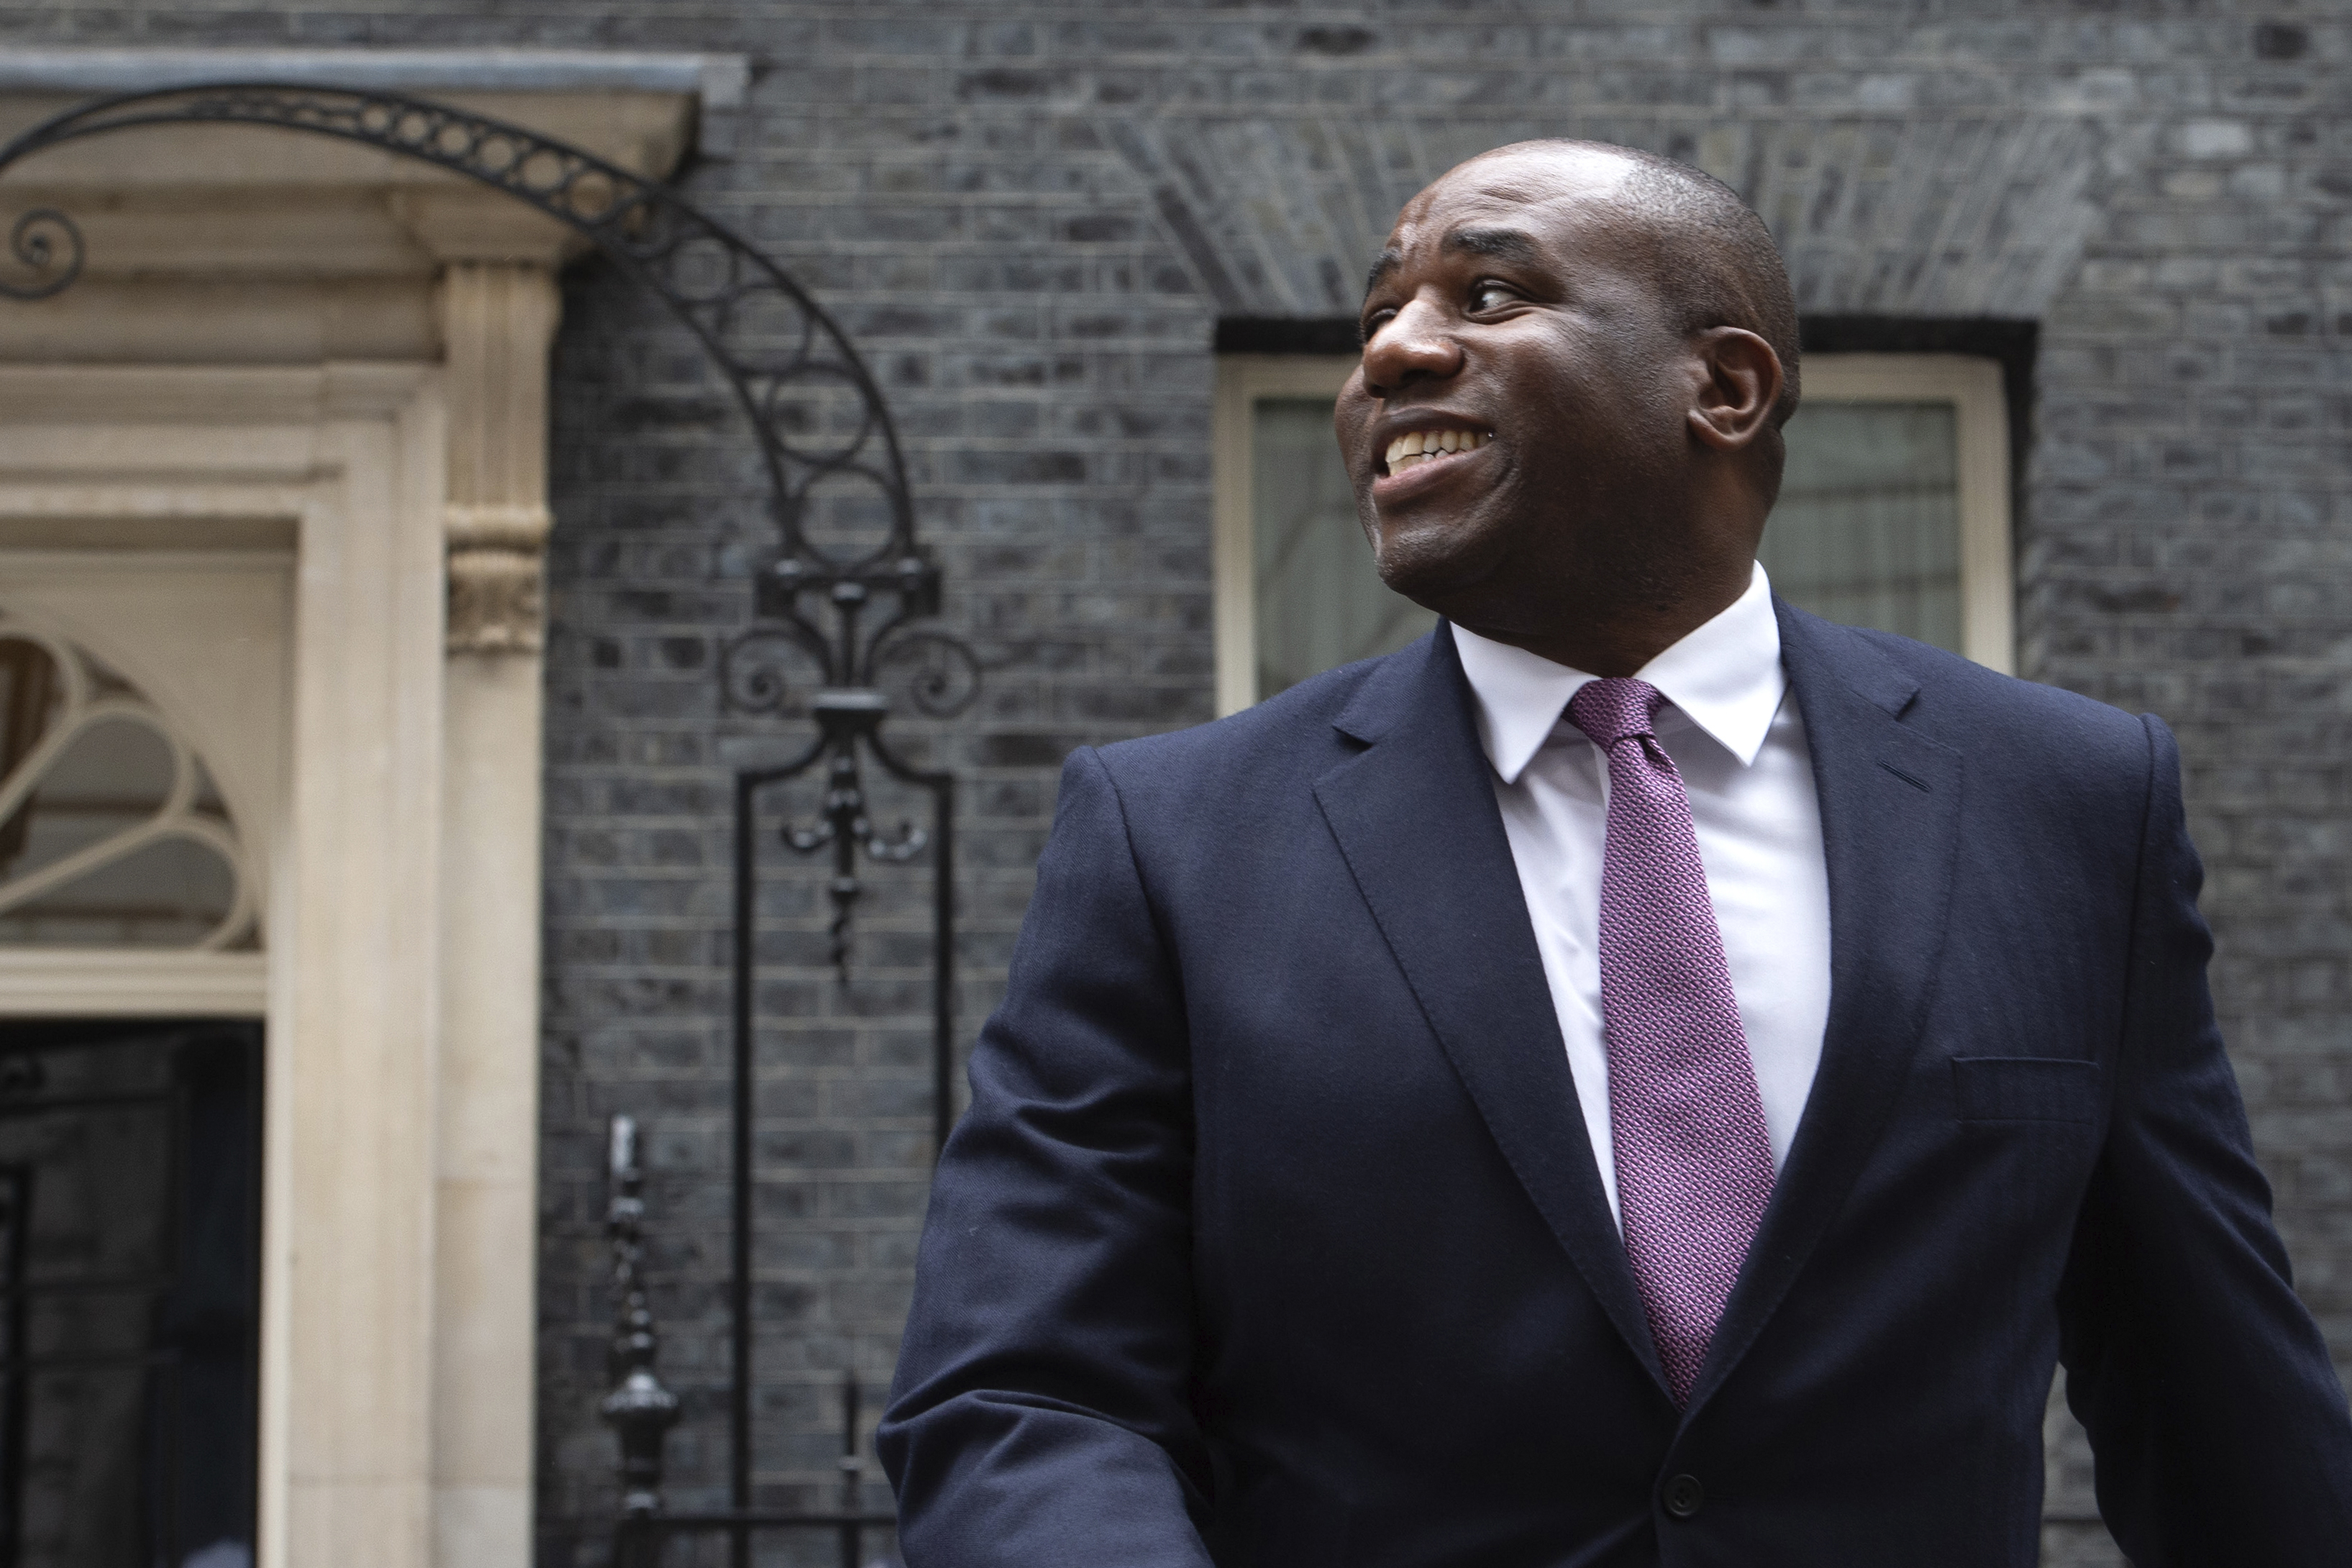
[2059,714,2352,1562]
[878,746,1216,1568]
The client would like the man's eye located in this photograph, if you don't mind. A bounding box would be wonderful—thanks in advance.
[1359,309,1396,342]
[1468,282,1515,313]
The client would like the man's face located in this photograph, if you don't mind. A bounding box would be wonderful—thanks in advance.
[1335,149,1704,635]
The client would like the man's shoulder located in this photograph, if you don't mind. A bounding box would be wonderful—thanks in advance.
[1100,649,1393,767]
[1085,642,1413,804]
[1787,606,2153,783]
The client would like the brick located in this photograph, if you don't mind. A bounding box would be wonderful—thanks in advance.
[9,2,2351,1558]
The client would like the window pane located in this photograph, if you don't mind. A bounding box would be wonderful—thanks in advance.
[1244,392,1974,701]
[1761,401,1963,655]
[0,632,252,950]
[1252,398,1436,701]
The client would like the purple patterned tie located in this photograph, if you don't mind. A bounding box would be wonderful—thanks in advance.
[1566,677,1776,1408]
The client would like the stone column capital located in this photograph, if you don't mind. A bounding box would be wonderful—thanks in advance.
[439,261,561,655]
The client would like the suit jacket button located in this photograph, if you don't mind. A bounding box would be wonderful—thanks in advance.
[1663,1474,1705,1519]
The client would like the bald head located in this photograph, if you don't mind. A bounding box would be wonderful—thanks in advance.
[1602,147,1800,427]
[1382,140,1802,431]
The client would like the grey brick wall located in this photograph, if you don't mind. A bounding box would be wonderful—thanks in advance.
[5,4,2348,1565]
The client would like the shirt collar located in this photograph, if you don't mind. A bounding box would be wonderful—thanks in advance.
[1452,560,1787,785]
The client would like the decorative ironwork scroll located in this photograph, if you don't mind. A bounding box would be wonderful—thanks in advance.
[0,86,913,570]
[0,208,79,301]
[1,83,975,1559]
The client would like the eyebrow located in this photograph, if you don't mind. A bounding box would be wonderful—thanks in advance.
[1441,227,1544,268]
[1363,227,1546,301]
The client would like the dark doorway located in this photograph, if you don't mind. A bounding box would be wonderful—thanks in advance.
[0,1019,260,1568]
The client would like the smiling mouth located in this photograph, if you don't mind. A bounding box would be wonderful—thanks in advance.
[1380,425,1493,477]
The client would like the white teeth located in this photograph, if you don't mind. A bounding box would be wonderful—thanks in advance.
[1382,428,1490,473]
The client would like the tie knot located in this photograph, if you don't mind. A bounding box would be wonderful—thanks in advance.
[1566,677,1666,750]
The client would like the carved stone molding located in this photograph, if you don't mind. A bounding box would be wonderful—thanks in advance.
[447,501,554,653]
[439,261,560,654]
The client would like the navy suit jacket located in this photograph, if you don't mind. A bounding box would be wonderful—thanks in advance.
[880,603,2352,1566]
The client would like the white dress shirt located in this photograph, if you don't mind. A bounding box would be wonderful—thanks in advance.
[1452,563,1831,1227]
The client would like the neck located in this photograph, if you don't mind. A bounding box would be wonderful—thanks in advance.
[1455,562,1754,678]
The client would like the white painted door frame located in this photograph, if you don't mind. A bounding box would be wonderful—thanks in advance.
[0,363,478,1568]
[0,55,716,1565]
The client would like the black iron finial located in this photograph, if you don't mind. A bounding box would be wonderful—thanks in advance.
[780,690,930,981]
[600,1114,681,1519]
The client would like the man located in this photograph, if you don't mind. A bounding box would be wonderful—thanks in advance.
[879,141,2352,1564]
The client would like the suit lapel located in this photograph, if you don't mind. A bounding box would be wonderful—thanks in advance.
[1682,601,1964,1416]
[1313,627,1669,1395]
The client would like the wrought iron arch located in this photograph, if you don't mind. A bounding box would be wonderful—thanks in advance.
[0,82,968,1563]
[0,85,944,678]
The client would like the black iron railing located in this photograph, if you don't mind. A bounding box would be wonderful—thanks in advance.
[603,1115,898,1568]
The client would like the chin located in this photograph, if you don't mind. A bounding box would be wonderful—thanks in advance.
[1369,517,1515,618]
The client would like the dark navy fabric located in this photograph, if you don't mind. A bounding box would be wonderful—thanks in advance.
[880,603,2352,1567]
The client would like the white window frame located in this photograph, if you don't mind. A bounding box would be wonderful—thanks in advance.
[1212,350,2015,711]
[1795,353,2015,675]
[1212,354,1365,717]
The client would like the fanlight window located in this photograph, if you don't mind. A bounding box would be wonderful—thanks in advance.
[0,623,255,950]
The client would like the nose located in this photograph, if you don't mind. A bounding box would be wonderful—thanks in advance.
[1359,293,1464,398]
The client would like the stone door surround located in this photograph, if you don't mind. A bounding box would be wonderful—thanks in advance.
[0,47,738,1568]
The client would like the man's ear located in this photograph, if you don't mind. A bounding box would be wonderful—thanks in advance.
[1685,327,1783,453]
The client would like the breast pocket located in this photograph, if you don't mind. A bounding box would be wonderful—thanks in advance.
[1951,1056,2102,1123]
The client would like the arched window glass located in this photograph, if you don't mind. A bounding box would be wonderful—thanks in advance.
[0,623,256,951]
